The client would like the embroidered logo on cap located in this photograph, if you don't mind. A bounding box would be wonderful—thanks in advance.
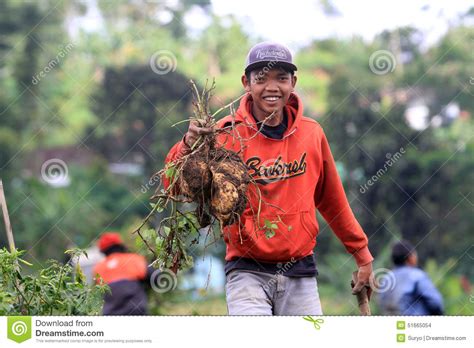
[255,48,288,60]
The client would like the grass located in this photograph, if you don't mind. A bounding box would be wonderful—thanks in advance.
[156,294,227,315]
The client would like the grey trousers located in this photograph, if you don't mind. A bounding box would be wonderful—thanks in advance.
[225,269,323,315]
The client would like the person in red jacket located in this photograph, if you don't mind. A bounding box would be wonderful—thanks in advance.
[94,232,151,315]
[166,42,374,315]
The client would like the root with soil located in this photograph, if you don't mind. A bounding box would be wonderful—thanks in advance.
[133,80,251,273]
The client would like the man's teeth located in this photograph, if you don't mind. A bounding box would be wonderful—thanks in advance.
[264,96,280,101]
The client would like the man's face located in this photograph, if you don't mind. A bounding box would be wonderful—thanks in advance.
[241,67,297,119]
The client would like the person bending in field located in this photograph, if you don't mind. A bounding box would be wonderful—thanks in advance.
[94,232,153,315]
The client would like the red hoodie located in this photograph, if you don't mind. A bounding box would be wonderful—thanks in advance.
[165,93,373,266]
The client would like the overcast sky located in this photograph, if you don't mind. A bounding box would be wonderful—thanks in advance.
[71,0,473,52]
[207,0,473,50]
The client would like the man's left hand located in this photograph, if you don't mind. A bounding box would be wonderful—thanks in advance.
[352,262,374,300]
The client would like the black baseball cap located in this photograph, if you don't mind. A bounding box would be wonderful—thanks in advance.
[244,42,297,74]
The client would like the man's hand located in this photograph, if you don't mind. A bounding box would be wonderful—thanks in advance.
[352,262,374,300]
[184,120,214,148]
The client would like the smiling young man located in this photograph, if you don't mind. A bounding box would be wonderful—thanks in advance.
[166,42,374,315]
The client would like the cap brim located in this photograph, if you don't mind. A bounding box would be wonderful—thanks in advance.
[245,61,297,74]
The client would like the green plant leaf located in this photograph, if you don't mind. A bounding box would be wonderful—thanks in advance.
[265,229,276,239]
[165,165,177,180]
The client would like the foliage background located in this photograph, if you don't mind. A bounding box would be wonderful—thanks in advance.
[0,0,473,315]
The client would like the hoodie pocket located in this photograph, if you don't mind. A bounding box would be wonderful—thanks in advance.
[300,210,318,242]
[227,211,318,261]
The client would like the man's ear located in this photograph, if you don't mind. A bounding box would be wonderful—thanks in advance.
[241,74,251,92]
[291,74,297,91]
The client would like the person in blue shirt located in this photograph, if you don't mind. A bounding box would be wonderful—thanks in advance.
[379,240,444,315]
